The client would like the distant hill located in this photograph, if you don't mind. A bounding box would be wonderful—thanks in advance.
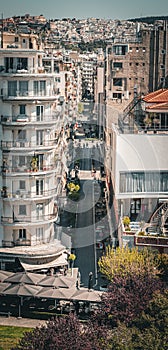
[128,16,168,24]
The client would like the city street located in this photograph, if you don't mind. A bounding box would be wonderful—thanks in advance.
[59,131,111,289]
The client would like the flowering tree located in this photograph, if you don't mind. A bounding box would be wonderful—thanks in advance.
[11,313,108,350]
[96,274,164,327]
[98,246,160,281]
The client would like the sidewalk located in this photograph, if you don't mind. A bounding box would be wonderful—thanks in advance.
[0,316,46,328]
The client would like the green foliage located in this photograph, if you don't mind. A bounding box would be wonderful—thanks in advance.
[0,326,32,350]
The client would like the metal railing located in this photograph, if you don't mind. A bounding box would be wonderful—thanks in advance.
[1,163,57,174]
[1,113,61,124]
[1,213,57,224]
[1,188,59,199]
[1,139,60,149]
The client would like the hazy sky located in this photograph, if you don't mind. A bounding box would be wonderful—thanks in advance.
[0,0,167,20]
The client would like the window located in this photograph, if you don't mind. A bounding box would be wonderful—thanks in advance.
[120,171,168,193]
[8,81,17,96]
[113,78,122,86]
[36,130,43,145]
[33,81,46,96]
[113,92,122,99]
[19,205,26,215]
[136,47,139,52]
[19,229,26,239]
[19,81,28,96]
[17,57,28,70]
[113,45,128,55]
[15,37,19,42]
[143,47,146,52]
[129,47,132,52]
[19,104,26,114]
[36,203,44,219]
[36,179,44,195]
[143,63,145,66]
[19,156,25,166]
[36,105,44,121]
[136,63,139,66]
[20,181,25,190]
[113,62,122,69]
[160,65,165,69]
[22,39,26,44]
[36,227,44,241]
[130,199,141,214]
[18,129,26,140]
[55,77,61,82]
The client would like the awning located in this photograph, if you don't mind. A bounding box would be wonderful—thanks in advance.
[19,253,68,272]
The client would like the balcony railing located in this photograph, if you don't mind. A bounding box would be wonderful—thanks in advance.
[1,188,59,199]
[1,163,57,174]
[1,139,59,149]
[135,235,168,247]
[1,113,61,124]
[1,239,31,247]
[2,89,57,100]
[1,213,57,224]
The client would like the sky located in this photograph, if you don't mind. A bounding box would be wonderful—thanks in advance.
[0,0,167,20]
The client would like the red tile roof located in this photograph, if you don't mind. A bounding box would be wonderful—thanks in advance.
[143,89,168,103]
[146,102,168,111]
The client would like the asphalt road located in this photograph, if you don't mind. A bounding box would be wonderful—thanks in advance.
[73,179,97,288]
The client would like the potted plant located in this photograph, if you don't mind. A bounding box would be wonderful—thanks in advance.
[123,216,131,231]
[31,155,38,172]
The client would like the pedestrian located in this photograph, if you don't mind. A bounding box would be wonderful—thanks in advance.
[88,272,93,291]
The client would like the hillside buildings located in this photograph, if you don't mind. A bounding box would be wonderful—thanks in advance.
[0,15,168,269]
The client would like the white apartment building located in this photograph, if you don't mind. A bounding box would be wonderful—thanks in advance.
[105,90,168,237]
[0,47,69,271]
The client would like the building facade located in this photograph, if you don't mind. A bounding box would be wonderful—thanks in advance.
[0,46,69,271]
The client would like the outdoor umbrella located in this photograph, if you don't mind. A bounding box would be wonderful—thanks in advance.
[2,282,41,297]
[0,270,13,282]
[37,286,75,300]
[4,271,44,285]
[2,282,41,318]
[38,275,76,289]
[0,282,11,294]
[71,288,102,303]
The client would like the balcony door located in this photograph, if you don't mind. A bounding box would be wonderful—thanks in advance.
[36,130,43,145]
[36,105,44,121]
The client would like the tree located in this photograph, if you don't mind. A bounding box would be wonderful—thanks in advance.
[96,274,164,327]
[11,313,109,350]
[98,246,160,282]
[157,253,168,284]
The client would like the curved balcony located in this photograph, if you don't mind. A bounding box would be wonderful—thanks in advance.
[1,163,58,175]
[2,240,31,247]
[1,139,60,151]
[1,213,57,225]
[2,89,57,102]
[1,188,59,200]
[1,113,61,126]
